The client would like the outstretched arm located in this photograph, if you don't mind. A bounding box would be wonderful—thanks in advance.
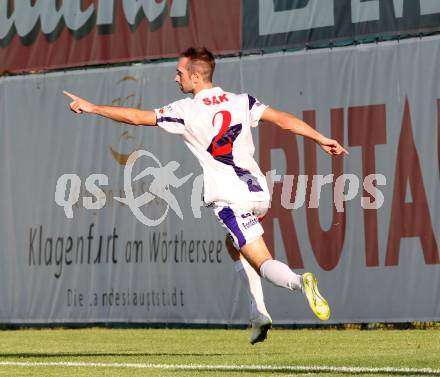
[63,91,157,126]
[261,107,348,156]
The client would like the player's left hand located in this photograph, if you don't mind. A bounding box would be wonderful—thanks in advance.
[318,137,348,156]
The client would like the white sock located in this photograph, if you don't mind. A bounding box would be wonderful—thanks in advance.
[234,259,270,319]
[260,259,302,290]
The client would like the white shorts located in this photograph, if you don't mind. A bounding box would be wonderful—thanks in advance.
[213,201,269,249]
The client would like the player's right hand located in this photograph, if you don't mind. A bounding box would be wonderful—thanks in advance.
[318,137,348,156]
[63,91,95,114]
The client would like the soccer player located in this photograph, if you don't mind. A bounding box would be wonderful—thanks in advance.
[64,47,347,344]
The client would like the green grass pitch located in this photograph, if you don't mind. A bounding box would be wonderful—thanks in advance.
[0,327,439,376]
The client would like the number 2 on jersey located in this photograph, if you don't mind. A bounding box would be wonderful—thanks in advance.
[210,110,232,157]
[207,110,263,193]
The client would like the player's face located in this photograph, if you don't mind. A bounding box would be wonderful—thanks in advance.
[175,57,195,94]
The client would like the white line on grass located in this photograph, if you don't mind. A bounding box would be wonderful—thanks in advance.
[0,361,439,375]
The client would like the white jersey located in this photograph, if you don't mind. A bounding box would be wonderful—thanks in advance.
[154,87,270,205]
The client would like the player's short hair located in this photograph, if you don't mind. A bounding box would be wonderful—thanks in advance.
[180,47,216,82]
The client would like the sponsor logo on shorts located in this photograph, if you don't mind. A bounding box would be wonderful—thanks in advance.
[242,218,259,230]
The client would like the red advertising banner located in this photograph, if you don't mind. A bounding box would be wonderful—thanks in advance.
[0,0,241,74]
[260,100,440,272]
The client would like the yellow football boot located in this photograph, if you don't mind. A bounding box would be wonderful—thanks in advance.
[302,272,331,321]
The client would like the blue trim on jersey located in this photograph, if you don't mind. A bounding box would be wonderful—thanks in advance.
[218,207,247,248]
[157,116,185,125]
[248,95,257,110]
[207,124,263,193]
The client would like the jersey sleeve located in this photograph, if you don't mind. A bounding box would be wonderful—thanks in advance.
[247,94,268,127]
[154,100,187,135]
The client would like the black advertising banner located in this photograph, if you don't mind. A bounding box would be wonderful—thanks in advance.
[243,0,440,51]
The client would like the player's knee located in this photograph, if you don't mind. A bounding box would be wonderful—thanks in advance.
[254,255,272,273]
